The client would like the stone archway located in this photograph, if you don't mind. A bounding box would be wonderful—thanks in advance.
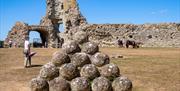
[29,28,49,48]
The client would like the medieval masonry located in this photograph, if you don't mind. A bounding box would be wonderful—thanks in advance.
[4,0,180,48]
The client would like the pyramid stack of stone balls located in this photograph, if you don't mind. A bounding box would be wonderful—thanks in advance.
[30,31,133,91]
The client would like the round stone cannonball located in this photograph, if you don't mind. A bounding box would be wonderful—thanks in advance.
[80,64,99,80]
[74,31,88,44]
[30,77,49,91]
[71,53,90,67]
[59,63,78,81]
[62,41,81,54]
[82,42,99,55]
[99,64,120,81]
[71,77,91,91]
[39,63,59,81]
[112,76,133,91]
[91,77,112,91]
[51,52,70,67]
[49,77,70,91]
[91,52,110,67]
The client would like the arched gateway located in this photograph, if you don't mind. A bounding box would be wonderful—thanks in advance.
[4,22,60,48]
[28,25,49,47]
[4,0,87,48]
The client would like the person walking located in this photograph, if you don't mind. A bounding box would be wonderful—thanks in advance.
[23,37,31,68]
[9,40,12,48]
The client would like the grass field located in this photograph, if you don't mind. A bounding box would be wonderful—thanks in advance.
[0,47,180,91]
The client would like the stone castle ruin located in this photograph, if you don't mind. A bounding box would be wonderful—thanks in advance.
[4,0,180,48]
[5,0,87,48]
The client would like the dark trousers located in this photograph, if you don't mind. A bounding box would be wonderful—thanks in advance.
[24,49,31,67]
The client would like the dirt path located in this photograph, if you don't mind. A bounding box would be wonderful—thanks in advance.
[0,48,57,91]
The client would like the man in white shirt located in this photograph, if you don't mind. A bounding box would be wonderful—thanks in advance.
[24,37,31,68]
[9,40,13,48]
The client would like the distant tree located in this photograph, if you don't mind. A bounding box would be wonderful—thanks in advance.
[0,41,4,48]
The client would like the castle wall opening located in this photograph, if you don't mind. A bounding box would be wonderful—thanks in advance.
[59,24,64,33]
[29,29,49,48]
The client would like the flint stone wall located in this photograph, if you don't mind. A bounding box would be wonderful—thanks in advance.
[83,23,180,47]
[4,22,29,47]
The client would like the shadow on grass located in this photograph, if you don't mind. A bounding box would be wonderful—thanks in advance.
[29,64,43,68]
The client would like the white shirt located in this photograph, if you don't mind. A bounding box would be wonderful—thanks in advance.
[9,40,12,44]
[24,40,30,50]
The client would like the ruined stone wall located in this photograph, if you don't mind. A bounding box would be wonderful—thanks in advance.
[4,22,29,47]
[46,0,63,20]
[83,23,180,47]
[4,0,180,48]
[45,0,87,47]
[40,17,60,48]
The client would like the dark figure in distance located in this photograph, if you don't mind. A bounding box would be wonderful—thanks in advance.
[125,40,142,48]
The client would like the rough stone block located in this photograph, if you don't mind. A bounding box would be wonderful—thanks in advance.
[51,51,70,67]
[112,76,133,91]
[39,63,59,81]
[49,77,70,91]
[62,41,81,54]
[30,77,49,91]
[74,31,89,44]
[82,42,99,55]
[90,52,110,67]
[80,64,99,80]
[91,77,112,91]
[71,77,91,91]
[59,63,78,81]
[70,52,90,67]
[99,64,120,81]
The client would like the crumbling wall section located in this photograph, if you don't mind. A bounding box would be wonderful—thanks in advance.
[4,22,29,47]
[83,23,180,47]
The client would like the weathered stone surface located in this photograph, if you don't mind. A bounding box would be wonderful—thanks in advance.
[4,22,28,47]
[99,64,120,81]
[59,63,78,81]
[71,53,90,67]
[112,76,133,91]
[91,77,112,91]
[51,51,70,67]
[71,77,91,91]
[80,64,99,80]
[82,42,99,55]
[30,77,49,91]
[62,41,81,54]
[49,77,70,91]
[46,0,63,20]
[4,0,87,48]
[90,52,110,67]
[83,23,180,47]
[73,31,89,44]
[39,63,59,81]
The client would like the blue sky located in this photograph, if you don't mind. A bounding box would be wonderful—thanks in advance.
[0,0,180,41]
